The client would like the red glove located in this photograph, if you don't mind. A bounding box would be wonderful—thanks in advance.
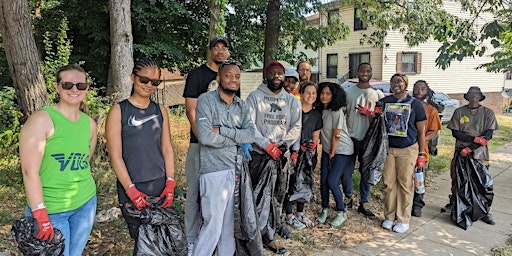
[374,106,383,115]
[474,136,488,146]
[126,185,150,210]
[32,207,54,241]
[300,143,307,152]
[291,152,298,166]
[308,141,318,152]
[159,178,177,208]
[416,155,426,168]
[357,105,373,117]
[460,147,472,157]
[265,143,282,160]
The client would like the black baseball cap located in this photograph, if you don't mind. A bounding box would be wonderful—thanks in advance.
[209,36,229,49]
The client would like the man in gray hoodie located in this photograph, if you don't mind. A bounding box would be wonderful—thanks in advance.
[245,61,302,254]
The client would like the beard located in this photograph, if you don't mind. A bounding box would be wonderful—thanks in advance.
[214,60,224,65]
[219,82,238,95]
[414,94,428,101]
[266,78,284,92]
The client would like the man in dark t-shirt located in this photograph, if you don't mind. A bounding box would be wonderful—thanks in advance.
[182,36,239,253]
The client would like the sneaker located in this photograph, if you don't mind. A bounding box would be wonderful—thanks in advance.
[412,207,422,217]
[287,215,306,229]
[317,208,329,224]
[392,222,410,233]
[187,243,194,256]
[330,211,347,228]
[358,203,376,218]
[441,202,452,213]
[481,214,496,225]
[345,198,353,209]
[296,214,314,227]
[277,225,292,239]
[382,220,394,230]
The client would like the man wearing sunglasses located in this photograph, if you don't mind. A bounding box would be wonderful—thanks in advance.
[182,36,239,255]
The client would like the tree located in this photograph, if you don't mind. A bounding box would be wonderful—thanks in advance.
[108,0,133,101]
[0,0,47,119]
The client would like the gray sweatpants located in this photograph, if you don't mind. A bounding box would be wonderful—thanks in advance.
[185,143,201,243]
[192,169,236,256]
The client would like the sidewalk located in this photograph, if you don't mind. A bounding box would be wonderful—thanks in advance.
[313,143,512,256]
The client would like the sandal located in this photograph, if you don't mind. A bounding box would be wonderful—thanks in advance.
[264,240,287,254]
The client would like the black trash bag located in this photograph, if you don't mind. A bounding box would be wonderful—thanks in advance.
[288,150,315,203]
[233,150,264,256]
[451,152,494,230]
[125,198,187,256]
[361,114,389,185]
[11,216,65,256]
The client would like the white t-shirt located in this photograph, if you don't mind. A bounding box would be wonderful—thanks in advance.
[345,85,384,141]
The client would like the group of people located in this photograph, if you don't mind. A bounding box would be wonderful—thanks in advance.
[18,35,498,256]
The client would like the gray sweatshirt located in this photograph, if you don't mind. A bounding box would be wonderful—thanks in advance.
[196,90,255,174]
[245,83,302,153]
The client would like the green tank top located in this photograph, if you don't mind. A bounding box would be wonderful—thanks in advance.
[39,106,96,214]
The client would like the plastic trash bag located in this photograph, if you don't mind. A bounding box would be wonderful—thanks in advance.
[288,150,315,203]
[11,216,65,256]
[361,114,388,185]
[125,198,187,256]
[452,153,494,230]
[234,151,264,256]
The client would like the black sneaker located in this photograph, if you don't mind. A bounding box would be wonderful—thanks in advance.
[440,202,452,213]
[358,203,375,218]
[345,198,353,209]
[481,214,496,225]
[411,207,422,217]
[277,225,292,239]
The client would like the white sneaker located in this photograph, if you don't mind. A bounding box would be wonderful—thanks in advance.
[296,214,314,227]
[392,222,410,233]
[187,243,194,256]
[287,215,306,229]
[382,220,394,230]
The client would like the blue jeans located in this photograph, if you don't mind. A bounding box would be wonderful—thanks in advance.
[320,152,353,211]
[26,196,97,256]
[349,138,371,202]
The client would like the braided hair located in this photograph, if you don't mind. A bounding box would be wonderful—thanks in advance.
[131,58,161,95]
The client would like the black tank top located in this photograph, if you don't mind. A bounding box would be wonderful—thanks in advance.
[119,99,165,183]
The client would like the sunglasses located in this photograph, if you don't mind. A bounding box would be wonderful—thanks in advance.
[134,73,162,86]
[59,82,88,91]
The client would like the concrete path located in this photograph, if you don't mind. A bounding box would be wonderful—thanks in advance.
[313,143,512,256]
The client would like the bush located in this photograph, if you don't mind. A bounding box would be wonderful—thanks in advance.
[0,87,22,157]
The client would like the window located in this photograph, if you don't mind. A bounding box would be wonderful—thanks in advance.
[396,52,422,74]
[326,54,338,78]
[328,9,339,25]
[348,52,370,79]
[354,8,367,31]
[506,72,512,80]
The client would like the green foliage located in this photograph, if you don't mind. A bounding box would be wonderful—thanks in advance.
[0,87,22,157]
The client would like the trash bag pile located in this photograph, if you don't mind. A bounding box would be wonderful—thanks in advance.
[125,198,187,256]
[288,150,315,203]
[452,153,494,230]
[361,114,388,185]
[11,216,65,256]
[233,152,264,256]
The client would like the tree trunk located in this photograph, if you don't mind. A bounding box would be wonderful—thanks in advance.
[263,0,281,74]
[0,0,47,121]
[208,0,226,61]
[107,0,133,102]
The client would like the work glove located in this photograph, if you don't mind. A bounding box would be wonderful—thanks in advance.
[159,178,177,208]
[460,147,472,157]
[126,185,150,210]
[291,151,298,166]
[415,155,426,169]
[300,143,307,152]
[240,143,253,160]
[265,143,282,160]
[308,141,318,152]
[474,136,488,146]
[357,105,373,117]
[32,207,54,241]
[374,106,383,115]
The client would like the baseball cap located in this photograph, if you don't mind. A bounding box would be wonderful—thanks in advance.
[265,61,285,73]
[285,68,299,81]
[209,36,229,49]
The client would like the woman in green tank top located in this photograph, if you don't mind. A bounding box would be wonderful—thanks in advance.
[19,64,97,256]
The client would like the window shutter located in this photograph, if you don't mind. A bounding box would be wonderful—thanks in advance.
[396,52,402,73]
[416,52,422,74]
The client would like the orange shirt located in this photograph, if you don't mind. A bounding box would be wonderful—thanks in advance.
[423,103,442,161]
[291,87,301,101]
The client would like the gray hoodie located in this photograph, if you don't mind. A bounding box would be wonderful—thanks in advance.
[246,83,302,153]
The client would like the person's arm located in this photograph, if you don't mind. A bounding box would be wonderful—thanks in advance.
[105,104,133,190]
[185,97,199,139]
[330,128,341,157]
[160,105,175,179]
[425,130,438,142]
[451,130,474,143]
[19,110,53,209]
[283,97,302,148]
[416,120,426,155]
[219,103,256,144]
[88,117,98,163]
[246,94,270,149]
[196,96,237,147]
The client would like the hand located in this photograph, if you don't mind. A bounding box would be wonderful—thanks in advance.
[474,136,488,146]
[32,207,54,241]
[240,143,253,160]
[308,141,318,152]
[159,178,177,208]
[300,143,307,152]
[126,185,150,210]
[329,152,335,159]
[460,147,472,157]
[374,106,383,115]
[265,143,282,160]
[416,155,426,168]
[291,151,298,166]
